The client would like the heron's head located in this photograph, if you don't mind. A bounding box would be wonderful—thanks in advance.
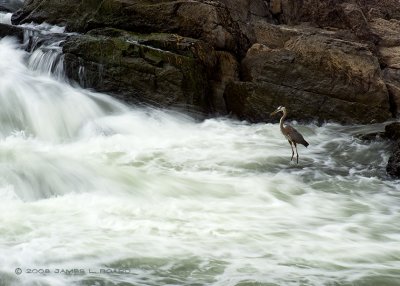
[270,106,286,116]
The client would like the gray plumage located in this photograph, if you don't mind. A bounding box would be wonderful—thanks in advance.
[270,106,309,163]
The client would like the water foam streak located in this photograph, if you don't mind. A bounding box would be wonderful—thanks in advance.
[0,36,399,286]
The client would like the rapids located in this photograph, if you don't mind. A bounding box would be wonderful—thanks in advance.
[0,32,399,286]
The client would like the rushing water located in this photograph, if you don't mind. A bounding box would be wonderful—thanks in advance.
[0,12,11,25]
[0,34,400,286]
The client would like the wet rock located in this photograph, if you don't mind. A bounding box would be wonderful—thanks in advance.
[210,51,239,114]
[384,122,400,178]
[11,0,400,122]
[385,122,400,140]
[383,68,400,115]
[224,33,391,123]
[387,144,400,178]
[0,23,23,41]
[224,81,388,124]
[12,0,249,55]
[63,30,215,113]
[372,18,400,115]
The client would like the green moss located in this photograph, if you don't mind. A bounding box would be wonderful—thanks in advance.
[63,30,211,111]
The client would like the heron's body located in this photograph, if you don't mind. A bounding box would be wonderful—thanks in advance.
[271,106,309,163]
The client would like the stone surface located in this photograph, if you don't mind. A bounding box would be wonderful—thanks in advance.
[10,0,400,122]
[210,51,239,114]
[387,146,400,178]
[224,81,388,124]
[385,122,400,140]
[384,122,400,178]
[226,34,391,123]
[370,18,400,47]
[63,30,214,113]
[12,0,250,55]
[0,23,23,41]
[383,68,400,115]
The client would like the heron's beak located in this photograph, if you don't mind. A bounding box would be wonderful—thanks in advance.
[270,110,278,116]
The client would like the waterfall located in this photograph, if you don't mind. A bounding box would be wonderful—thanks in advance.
[27,41,65,80]
[0,11,11,24]
[0,19,400,286]
[18,23,69,79]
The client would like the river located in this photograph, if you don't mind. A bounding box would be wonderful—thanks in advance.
[0,24,400,286]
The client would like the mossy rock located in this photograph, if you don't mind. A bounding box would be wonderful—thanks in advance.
[63,31,212,112]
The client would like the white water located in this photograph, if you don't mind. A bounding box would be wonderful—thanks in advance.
[0,12,11,24]
[0,37,400,286]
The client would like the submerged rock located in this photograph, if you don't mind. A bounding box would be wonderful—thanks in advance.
[385,122,400,140]
[385,122,400,178]
[387,148,400,176]
[0,23,23,41]
[387,143,400,178]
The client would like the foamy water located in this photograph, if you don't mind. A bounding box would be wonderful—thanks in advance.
[0,36,399,286]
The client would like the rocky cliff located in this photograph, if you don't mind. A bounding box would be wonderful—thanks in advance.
[9,0,400,123]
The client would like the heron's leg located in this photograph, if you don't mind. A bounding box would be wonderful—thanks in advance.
[288,140,294,161]
[294,143,299,164]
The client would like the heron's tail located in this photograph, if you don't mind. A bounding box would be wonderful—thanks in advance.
[302,140,309,148]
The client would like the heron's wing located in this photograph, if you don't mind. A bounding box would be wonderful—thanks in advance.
[284,124,309,147]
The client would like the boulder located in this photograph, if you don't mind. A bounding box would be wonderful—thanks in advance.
[217,0,271,44]
[369,18,400,47]
[210,51,239,114]
[385,122,400,140]
[387,146,400,178]
[12,0,249,55]
[383,68,400,114]
[0,23,23,41]
[224,81,388,124]
[224,33,391,123]
[369,18,400,116]
[63,29,216,113]
[385,122,400,178]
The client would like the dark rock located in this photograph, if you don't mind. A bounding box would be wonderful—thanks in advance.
[360,0,400,21]
[217,0,271,44]
[385,122,400,140]
[384,122,400,178]
[383,68,400,114]
[12,0,250,55]
[63,30,215,113]
[0,23,24,42]
[224,81,388,124]
[369,17,400,116]
[223,33,391,123]
[386,142,400,178]
[210,51,239,114]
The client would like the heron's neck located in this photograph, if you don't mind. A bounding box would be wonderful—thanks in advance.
[279,110,287,131]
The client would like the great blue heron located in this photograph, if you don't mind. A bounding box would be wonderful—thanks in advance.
[270,106,309,163]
